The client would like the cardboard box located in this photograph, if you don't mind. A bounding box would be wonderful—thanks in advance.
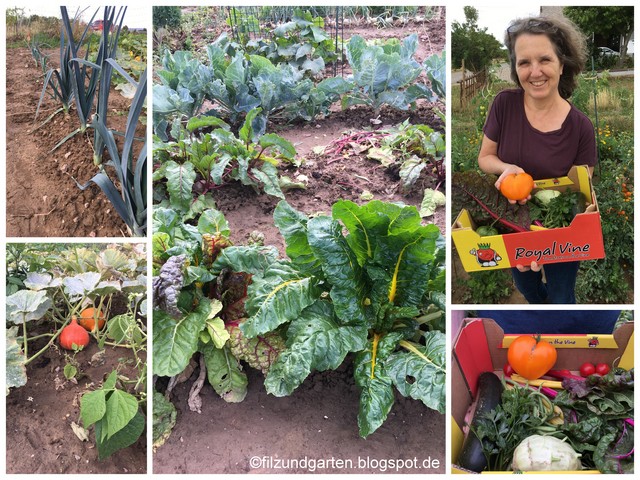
[451,318,634,474]
[452,165,605,272]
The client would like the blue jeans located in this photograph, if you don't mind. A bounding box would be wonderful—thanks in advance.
[511,261,580,304]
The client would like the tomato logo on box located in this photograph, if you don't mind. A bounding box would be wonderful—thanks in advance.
[470,243,502,267]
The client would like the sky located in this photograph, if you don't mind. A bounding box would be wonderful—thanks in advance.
[14,4,149,29]
[448,5,543,45]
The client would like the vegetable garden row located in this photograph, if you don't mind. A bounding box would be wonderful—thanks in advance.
[151,6,447,474]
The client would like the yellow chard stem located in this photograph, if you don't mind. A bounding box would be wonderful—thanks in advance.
[399,340,446,374]
[370,333,381,379]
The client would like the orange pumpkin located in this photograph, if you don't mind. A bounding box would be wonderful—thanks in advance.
[500,172,535,201]
[78,307,106,331]
[59,317,90,350]
[507,335,557,380]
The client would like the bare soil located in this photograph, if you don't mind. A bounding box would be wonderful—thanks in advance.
[154,359,445,474]
[153,11,447,474]
[6,320,147,474]
[6,47,138,237]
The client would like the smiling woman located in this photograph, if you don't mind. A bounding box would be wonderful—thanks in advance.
[475,14,597,304]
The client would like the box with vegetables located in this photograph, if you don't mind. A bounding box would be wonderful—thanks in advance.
[451,318,634,474]
[452,165,605,272]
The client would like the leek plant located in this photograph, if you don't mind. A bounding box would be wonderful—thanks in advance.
[35,8,97,125]
[79,60,147,237]
[54,6,126,151]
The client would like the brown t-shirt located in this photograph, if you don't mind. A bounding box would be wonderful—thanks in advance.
[483,89,597,179]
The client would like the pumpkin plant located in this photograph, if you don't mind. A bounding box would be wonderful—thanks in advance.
[507,335,558,380]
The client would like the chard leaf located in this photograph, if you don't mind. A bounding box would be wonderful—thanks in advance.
[307,216,370,325]
[259,133,296,160]
[353,332,403,438]
[399,155,426,188]
[242,262,321,338]
[165,160,196,213]
[265,300,368,396]
[273,201,321,275]
[386,331,446,413]
[212,245,280,277]
[251,163,285,199]
[152,391,177,449]
[197,209,231,237]
[201,343,248,403]
[153,298,212,376]
[331,200,386,266]
[371,222,444,308]
[420,189,446,217]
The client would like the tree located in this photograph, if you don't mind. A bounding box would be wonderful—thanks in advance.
[564,6,633,68]
[451,7,505,72]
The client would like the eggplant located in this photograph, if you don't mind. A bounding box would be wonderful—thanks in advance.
[456,372,504,472]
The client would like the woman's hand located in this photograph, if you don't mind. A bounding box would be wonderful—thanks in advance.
[515,261,542,273]
[496,165,531,205]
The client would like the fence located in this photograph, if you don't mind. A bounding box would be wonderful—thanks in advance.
[459,63,487,107]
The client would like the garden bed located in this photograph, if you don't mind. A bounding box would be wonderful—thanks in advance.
[6,47,137,237]
[6,321,147,474]
[152,7,447,474]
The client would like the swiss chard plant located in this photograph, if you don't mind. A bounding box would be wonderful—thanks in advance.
[213,199,446,437]
[342,34,437,113]
[154,108,299,205]
[152,198,445,442]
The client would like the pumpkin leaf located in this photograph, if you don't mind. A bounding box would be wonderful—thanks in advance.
[6,290,52,324]
[6,326,27,392]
